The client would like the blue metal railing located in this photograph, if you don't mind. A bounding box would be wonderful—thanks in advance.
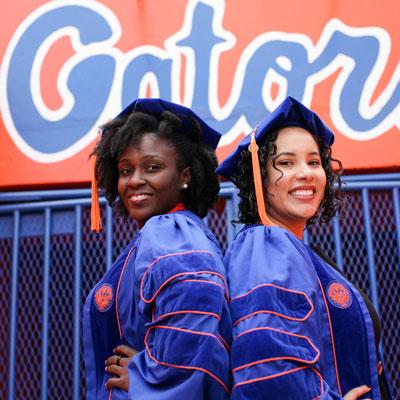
[1,175,399,399]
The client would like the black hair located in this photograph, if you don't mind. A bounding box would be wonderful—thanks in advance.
[232,127,345,228]
[92,110,219,218]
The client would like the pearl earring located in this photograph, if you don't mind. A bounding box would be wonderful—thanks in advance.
[182,183,188,189]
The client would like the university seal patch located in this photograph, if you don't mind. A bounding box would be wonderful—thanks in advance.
[94,284,114,312]
[327,281,353,309]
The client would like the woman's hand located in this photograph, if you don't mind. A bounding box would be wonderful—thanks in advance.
[343,385,371,400]
[105,345,139,391]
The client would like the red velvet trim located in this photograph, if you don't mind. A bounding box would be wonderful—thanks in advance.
[168,203,186,213]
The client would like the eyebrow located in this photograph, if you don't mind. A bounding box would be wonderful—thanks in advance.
[275,151,320,158]
[118,155,160,163]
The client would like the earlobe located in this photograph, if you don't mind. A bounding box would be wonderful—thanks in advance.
[181,166,191,189]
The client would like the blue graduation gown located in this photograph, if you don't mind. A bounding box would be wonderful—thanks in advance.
[83,210,231,399]
[225,224,381,400]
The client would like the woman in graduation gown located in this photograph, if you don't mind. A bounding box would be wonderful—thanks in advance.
[83,99,231,399]
[216,96,393,399]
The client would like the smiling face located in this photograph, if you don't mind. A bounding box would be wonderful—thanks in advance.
[117,133,190,227]
[264,126,327,239]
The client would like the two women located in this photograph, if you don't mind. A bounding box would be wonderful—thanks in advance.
[217,96,393,399]
[84,95,393,399]
[83,99,231,399]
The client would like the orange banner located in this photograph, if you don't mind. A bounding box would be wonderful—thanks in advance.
[1,0,399,189]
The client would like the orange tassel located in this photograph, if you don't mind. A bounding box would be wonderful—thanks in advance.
[250,126,277,227]
[91,154,103,231]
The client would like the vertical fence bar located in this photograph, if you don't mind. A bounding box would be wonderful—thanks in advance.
[8,211,20,400]
[224,196,235,245]
[231,189,243,237]
[73,206,82,400]
[393,188,400,272]
[302,229,310,245]
[361,189,380,315]
[332,217,344,271]
[106,205,113,271]
[41,207,51,400]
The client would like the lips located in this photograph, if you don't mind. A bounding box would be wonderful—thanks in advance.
[291,189,314,196]
[289,186,316,198]
[128,193,152,202]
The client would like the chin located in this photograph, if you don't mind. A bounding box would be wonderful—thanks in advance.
[298,205,319,217]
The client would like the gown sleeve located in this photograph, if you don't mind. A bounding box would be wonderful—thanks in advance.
[226,225,347,400]
[127,213,231,400]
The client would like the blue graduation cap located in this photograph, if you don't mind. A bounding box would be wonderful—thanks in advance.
[109,98,221,150]
[216,96,335,180]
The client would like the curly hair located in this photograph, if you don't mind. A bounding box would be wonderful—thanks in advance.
[92,110,219,218]
[232,127,345,228]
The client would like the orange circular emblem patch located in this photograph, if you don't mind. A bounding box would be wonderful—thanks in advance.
[94,284,114,312]
[327,281,353,309]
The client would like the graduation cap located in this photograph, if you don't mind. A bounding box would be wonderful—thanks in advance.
[216,96,334,180]
[216,96,335,227]
[91,98,222,230]
[104,98,221,149]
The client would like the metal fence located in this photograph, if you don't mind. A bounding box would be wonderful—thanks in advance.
[1,174,399,399]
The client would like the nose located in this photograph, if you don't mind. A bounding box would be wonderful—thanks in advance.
[295,163,314,180]
[128,170,146,187]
